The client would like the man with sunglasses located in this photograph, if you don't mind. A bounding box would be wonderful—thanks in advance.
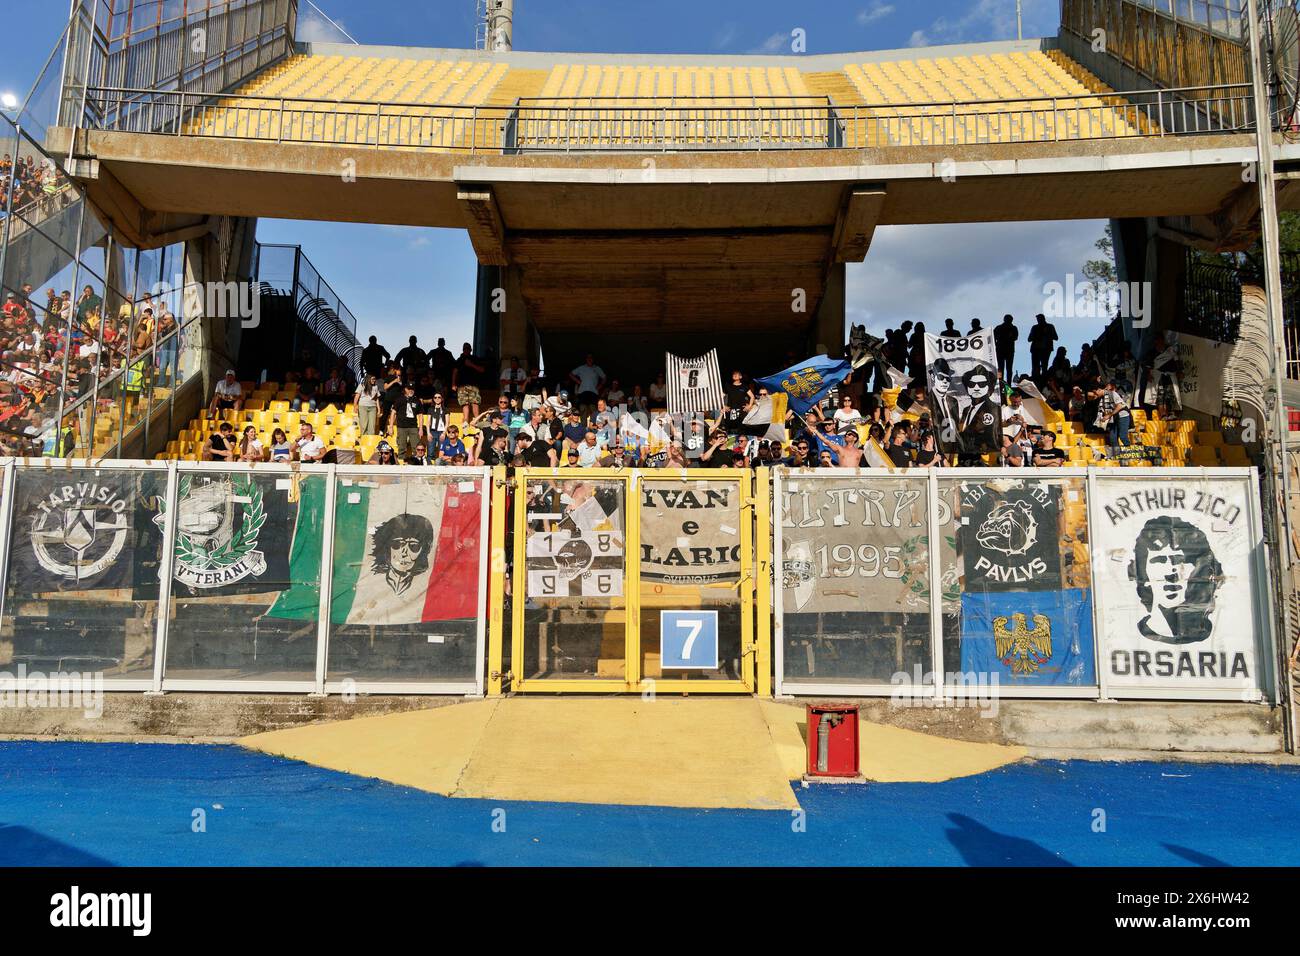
[438,425,467,463]
[958,366,999,452]
[406,442,434,466]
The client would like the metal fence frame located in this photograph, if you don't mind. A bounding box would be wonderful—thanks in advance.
[0,459,492,697]
[79,81,1256,153]
[772,465,1277,704]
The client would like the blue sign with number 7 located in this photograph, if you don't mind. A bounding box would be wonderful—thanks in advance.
[660,611,719,670]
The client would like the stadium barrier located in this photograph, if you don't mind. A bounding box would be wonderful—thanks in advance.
[774,466,1278,704]
[81,82,1254,153]
[0,460,492,696]
[0,460,1276,705]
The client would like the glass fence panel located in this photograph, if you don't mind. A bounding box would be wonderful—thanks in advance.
[324,471,485,685]
[163,468,321,682]
[521,476,626,681]
[1,464,166,680]
[940,476,1097,692]
[1091,474,1265,699]
[779,473,932,688]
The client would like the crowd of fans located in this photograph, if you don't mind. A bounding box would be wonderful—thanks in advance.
[205,315,1178,469]
[1,275,182,457]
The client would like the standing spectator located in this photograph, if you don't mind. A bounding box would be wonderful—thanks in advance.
[1027,314,1058,379]
[1096,379,1133,448]
[360,335,390,379]
[427,337,456,393]
[209,369,243,415]
[569,354,606,421]
[722,371,753,432]
[522,365,545,411]
[296,422,326,463]
[499,355,527,401]
[396,335,429,379]
[907,323,926,381]
[452,342,485,422]
[354,375,382,436]
[939,318,961,338]
[1001,390,1027,443]
[969,318,983,335]
[427,392,449,448]
[994,314,1018,383]
[390,382,423,457]
[833,394,862,434]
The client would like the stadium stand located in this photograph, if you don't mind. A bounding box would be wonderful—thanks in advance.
[173,46,1158,152]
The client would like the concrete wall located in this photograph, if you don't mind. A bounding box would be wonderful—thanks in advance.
[0,692,1282,753]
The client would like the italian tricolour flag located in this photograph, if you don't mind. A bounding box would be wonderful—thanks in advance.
[269,476,482,626]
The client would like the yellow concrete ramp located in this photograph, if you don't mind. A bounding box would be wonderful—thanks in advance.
[240,698,1026,810]
[242,697,799,810]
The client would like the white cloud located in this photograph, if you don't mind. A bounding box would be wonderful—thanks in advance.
[857,2,896,26]
[296,9,352,44]
[749,32,791,55]
[907,0,1056,47]
[845,220,1111,359]
[908,29,930,48]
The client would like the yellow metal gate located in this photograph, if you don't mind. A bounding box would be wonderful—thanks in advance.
[492,467,769,694]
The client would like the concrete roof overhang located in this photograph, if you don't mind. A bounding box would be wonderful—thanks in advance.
[49,127,1300,331]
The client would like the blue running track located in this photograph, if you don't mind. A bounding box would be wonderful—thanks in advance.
[0,742,1295,866]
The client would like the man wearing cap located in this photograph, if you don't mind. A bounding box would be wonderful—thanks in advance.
[209,369,243,415]
[390,382,423,458]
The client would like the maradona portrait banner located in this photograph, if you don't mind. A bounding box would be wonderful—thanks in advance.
[1092,477,1266,698]
[924,331,1000,456]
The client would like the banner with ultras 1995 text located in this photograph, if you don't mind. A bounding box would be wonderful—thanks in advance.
[1092,475,1269,700]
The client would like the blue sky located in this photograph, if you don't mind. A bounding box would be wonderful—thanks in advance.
[4,0,1107,371]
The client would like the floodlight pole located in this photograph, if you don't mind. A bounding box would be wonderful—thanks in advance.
[1246,0,1297,752]
[1016,1,1023,41]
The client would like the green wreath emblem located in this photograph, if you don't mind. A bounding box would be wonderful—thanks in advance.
[173,474,267,571]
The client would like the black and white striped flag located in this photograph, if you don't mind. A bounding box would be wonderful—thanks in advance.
[665,349,724,415]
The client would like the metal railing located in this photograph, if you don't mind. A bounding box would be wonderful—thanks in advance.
[79,82,1257,153]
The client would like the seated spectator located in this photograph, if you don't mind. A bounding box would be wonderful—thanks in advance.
[406,441,434,466]
[563,446,581,468]
[438,425,467,463]
[373,441,399,466]
[605,379,627,407]
[291,368,319,413]
[649,372,667,407]
[320,367,348,408]
[515,433,557,468]
[522,366,545,411]
[201,422,237,462]
[1033,430,1066,467]
[474,410,509,462]
[296,422,326,463]
[238,425,263,463]
[576,430,607,467]
[209,369,243,414]
[268,427,293,463]
[481,431,512,466]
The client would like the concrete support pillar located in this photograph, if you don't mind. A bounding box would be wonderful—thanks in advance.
[813,262,847,358]
[1112,216,1186,359]
[477,263,533,368]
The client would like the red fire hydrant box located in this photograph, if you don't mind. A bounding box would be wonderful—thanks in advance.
[805,704,862,780]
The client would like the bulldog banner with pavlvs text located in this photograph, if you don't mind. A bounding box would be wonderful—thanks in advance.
[1092,476,1268,700]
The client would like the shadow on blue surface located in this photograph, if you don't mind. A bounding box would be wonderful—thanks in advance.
[0,824,115,866]
[1161,844,1232,867]
[0,742,1296,866]
[945,813,1073,867]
